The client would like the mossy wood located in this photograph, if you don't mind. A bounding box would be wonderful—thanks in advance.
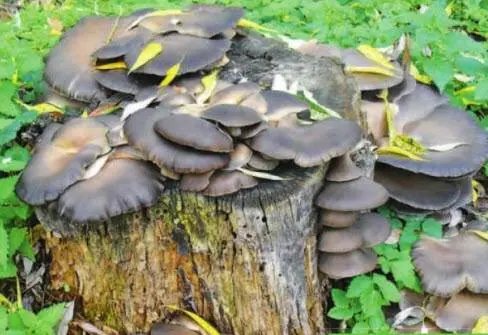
[37,166,328,334]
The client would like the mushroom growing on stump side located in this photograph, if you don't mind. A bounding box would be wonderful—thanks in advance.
[435,292,488,332]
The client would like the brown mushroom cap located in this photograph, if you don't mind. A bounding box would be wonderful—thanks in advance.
[209,82,261,105]
[315,176,389,211]
[435,292,488,332]
[319,210,359,228]
[247,152,280,171]
[154,114,233,152]
[250,118,362,167]
[224,144,253,170]
[374,163,462,210]
[93,69,155,95]
[57,157,164,222]
[179,171,214,192]
[124,108,229,173]
[16,118,110,205]
[318,213,391,253]
[202,104,263,127]
[326,154,363,182]
[125,34,231,76]
[151,323,199,335]
[202,170,258,197]
[261,90,308,121]
[318,248,377,279]
[413,233,488,297]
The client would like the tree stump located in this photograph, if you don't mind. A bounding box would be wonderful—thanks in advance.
[38,166,328,334]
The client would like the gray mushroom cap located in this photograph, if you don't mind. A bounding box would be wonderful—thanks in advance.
[91,26,153,61]
[154,114,233,152]
[247,152,279,171]
[202,104,263,128]
[318,248,377,279]
[326,154,363,182]
[250,118,362,167]
[224,144,253,170]
[57,157,165,222]
[435,292,488,332]
[93,69,153,95]
[124,108,229,173]
[151,323,199,335]
[202,170,258,196]
[209,82,261,105]
[261,90,308,121]
[16,118,110,206]
[412,233,488,297]
[125,33,231,76]
[315,176,389,211]
[179,171,214,192]
[319,210,359,228]
[374,163,463,210]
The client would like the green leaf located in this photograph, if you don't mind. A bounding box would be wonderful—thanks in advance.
[475,78,488,101]
[377,256,391,273]
[0,175,19,202]
[422,57,454,92]
[390,258,422,292]
[327,306,354,320]
[368,313,387,331]
[18,309,38,328]
[0,111,37,147]
[7,311,25,330]
[0,261,17,279]
[359,287,384,317]
[331,288,349,307]
[37,303,66,328]
[8,228,27,257]
[0,146,30,172]
[0,222,8,267]
[0,307,7,331]
[421,218,442,238]
[0,59,15,80]
[373,274,400,302]
[346,275,374,298]
[455,55,487,76]
[351,321,369,333]
[18,240,35,261]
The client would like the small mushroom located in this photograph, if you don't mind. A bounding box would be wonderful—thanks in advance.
[247,152,280,171]
[326,154,363,182]
[224,144,253,170]
[124,108,230,173]
[250,118,362,167]
[412,232,488,297]
[202,104,263,128]
[16,118,111,205]
[203,170,258,196]
[318,248,377,279]
[57,156,165,222]
[210,82,261,105]
[260,90,308,122]
[315,176,389,211]
[154,114,233,153]
[180,171,214,192]
[319,210,359,228]
[435,292,488,332]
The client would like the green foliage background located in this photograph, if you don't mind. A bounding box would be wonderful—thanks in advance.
[0,0,487,333]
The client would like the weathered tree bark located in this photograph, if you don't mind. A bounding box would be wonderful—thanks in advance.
[38,166,328,334]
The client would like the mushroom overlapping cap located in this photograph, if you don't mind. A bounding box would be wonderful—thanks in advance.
[318,248,377,279]
[250,118,362,167]
[434,292,488,332]
[58,148,165,222]
[412,232,488,297]
[319,210,359,228]
[326,154,363,182]
[15,118,111,205]
[318,213,391,253]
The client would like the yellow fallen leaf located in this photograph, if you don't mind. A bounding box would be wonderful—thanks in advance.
[445,2,454,17]
[128,9,183,30]
[106,15,121,43]
[197,69,219,104]
[376,146,424,161]
[473,231,488,242]
[345,66,394,77]
[472,179,483,204]
[17,101,63,115]
[237,19,276,33]
[455,85,476,96]
[409,63,432,84]
[377,89,396,141]
[48,18,63,36]
[165,305,220,335]
[357,44,395,70]
[237,167,290,181]
[159,61,181,87]
[81,111,89,118]
[129,43,163,73]
[95,61,127,70]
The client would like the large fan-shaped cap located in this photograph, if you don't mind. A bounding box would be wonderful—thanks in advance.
[374,163,462,210]
[319,210,359,228]
[202,170,258,196]
[202,104,263,127]
[326,154,363,182]
[341,48,404,91]
[413,233,488,297]
[125,34,231,76]
[16,118,110,205]
[318,248,377,279]
[124,108,229,173]
[435,292,488,332]
[57,157,165,222]
[315,176,389,211]
[250,118,362,167]
[91,26,153,61]
[154,114,233,152]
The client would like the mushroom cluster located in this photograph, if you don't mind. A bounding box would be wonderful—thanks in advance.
[392,231,488,332]
[315,154,391,279]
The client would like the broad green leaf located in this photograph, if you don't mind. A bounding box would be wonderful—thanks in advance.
[0,119,14,130]
[8,228,26,257]
[377,256,391,273]
[422,57,454,92]
[0,307,7,331]
[16,51,43,78]
[159,61,181,87]
[0,112,37,146]
[346,276,373,298]
[1,101,21,117]
[351,321,369,333]
[0,146,30,172]
[0,59,15,80]
[0,262,17,279]
[421,218,442,238]
[368,313,387,331]
[359,288,383,317]
[357,44,394,70]
[18,309,38,328]
[37,303,66,328]
[373,274,400,302]
[390,259,422,292]
[331,289,349,307]
[165,305,220,335]
[7,311,25,330]
[455,55,487,76]
[18,240,35,261]
[327,306,353,320]
[0,223,7,267]
[0,175,19,201]
[95,61,127,70]
[475,78,488,101]
[129,42,163,73]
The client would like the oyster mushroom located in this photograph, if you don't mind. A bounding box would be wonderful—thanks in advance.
[318,248,377,279]
[326,154,363,182]
[318,210,359,228]
[202,170,258,196]
[435,292,488,332]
